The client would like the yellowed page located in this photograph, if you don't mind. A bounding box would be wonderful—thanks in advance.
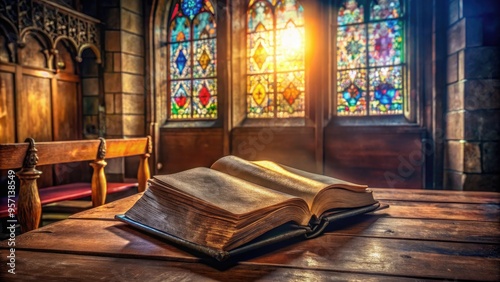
[211,156,327,208]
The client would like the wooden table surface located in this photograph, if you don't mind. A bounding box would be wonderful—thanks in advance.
[1,188,499,281]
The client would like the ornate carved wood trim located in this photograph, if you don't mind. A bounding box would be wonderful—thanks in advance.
[0,0,101,64]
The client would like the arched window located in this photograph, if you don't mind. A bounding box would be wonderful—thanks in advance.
[336,0,405,116]
[168,0,217,119]
[247,0,305,118]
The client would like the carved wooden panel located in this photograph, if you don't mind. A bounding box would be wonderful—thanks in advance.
[0,35,11,63]
[231,127,317,173]
[158,129,224,174]
[324,127,424,188]
[0,72,15,143]
[18,75,52,142]
[55,41,76,73]
[21,35,47,68]
[53,80,80,141]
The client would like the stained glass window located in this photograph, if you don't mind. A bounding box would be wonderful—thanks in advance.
[247,0,305,118]
[168,0,217,119]
[337,0,405,116]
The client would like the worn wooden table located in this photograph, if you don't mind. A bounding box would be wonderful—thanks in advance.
[1,188,499,281]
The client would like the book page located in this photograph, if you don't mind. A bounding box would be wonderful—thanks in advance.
[152,167,307,216]
[211,156,327,208]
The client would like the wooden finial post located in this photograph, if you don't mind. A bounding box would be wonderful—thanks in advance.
[89,137,107,207]
[16,138,42,233]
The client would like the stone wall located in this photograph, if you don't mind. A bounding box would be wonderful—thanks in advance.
[445,0,500,191]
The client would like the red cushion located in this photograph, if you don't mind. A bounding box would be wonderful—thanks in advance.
[0,182,137,218]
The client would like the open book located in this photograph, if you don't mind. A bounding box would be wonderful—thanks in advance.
[116,155,380,261]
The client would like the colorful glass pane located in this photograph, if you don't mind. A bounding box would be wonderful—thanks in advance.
[193,38,216,78]
[170,16,190,42]
[368,20,403,66]
[193,12,216,39]
[276,0,304,29]
[371,0,402,20]
[170,42,191,79]
[181,0,203,19]
[338,0,364,25]
[337,69,367,115]
[248,31,274,73]
[277,71,305,118]
[247,74,274,118]
[170,80,192,119]
[276,22,304,71]
[248,1,273,33]
[369,66,403,114]
[193,79,217,118]
[247,0,305,118]
[337,24,367,69]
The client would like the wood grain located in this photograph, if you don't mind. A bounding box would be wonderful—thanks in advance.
[2,219,498,281]
[0,250,421,282]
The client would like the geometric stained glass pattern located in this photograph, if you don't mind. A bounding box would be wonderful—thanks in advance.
[370,0,401,20]
[338,0,364,25]
[337,24,367,70]
[337,69,367,115]
[369,66,403,115]
[247,0,305,118]
[168,0,217,119]
[368,20,404,66]
[336,0,405,116]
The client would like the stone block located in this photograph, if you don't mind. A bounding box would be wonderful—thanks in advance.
[444,171,465,190]
[82,78,99,96]
[113,53,121,72]
[447,53,458,84]
[104,53,113,72]
[465,110,500,141]
[457,50,464,81]
[123,115,145,136]
[448,19,465,54]
[114,93,123,114]
[121,53,144,74]
[464,47,500,79]
[445,141,464,171]
[482,142,500,173]
[447,81,464,111]
[122,0,143,15]
[445,111,464,140]
[104,8,120,30]
[105,31,121,52]
[463,173,500,192]
[463,142,481,173]
[106,114,123,135]
[83,96,99,115]
[105,93,114,114]
[464,79,500,110]
[80,59,98,76]
[83,115,99,138]
[448,0,459,25]
[103,73,121,93]
[122,32,144,56]
[121,9,143,35]
[462,0,500,17]
[122,73,144,94]
[122,94,145,114]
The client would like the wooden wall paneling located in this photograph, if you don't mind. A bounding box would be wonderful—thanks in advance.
[324,127,424,188]
[53,79,80,141]
[231,127,317,173]
[21,35,48,69]
[0,71,15,143]
[158,128,224,174]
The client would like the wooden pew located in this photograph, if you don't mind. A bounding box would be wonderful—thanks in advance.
[0,136,152,233]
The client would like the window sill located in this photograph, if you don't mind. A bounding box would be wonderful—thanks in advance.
[237,117,314,128]
[328,115,418,127]
[161,119,222,129]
